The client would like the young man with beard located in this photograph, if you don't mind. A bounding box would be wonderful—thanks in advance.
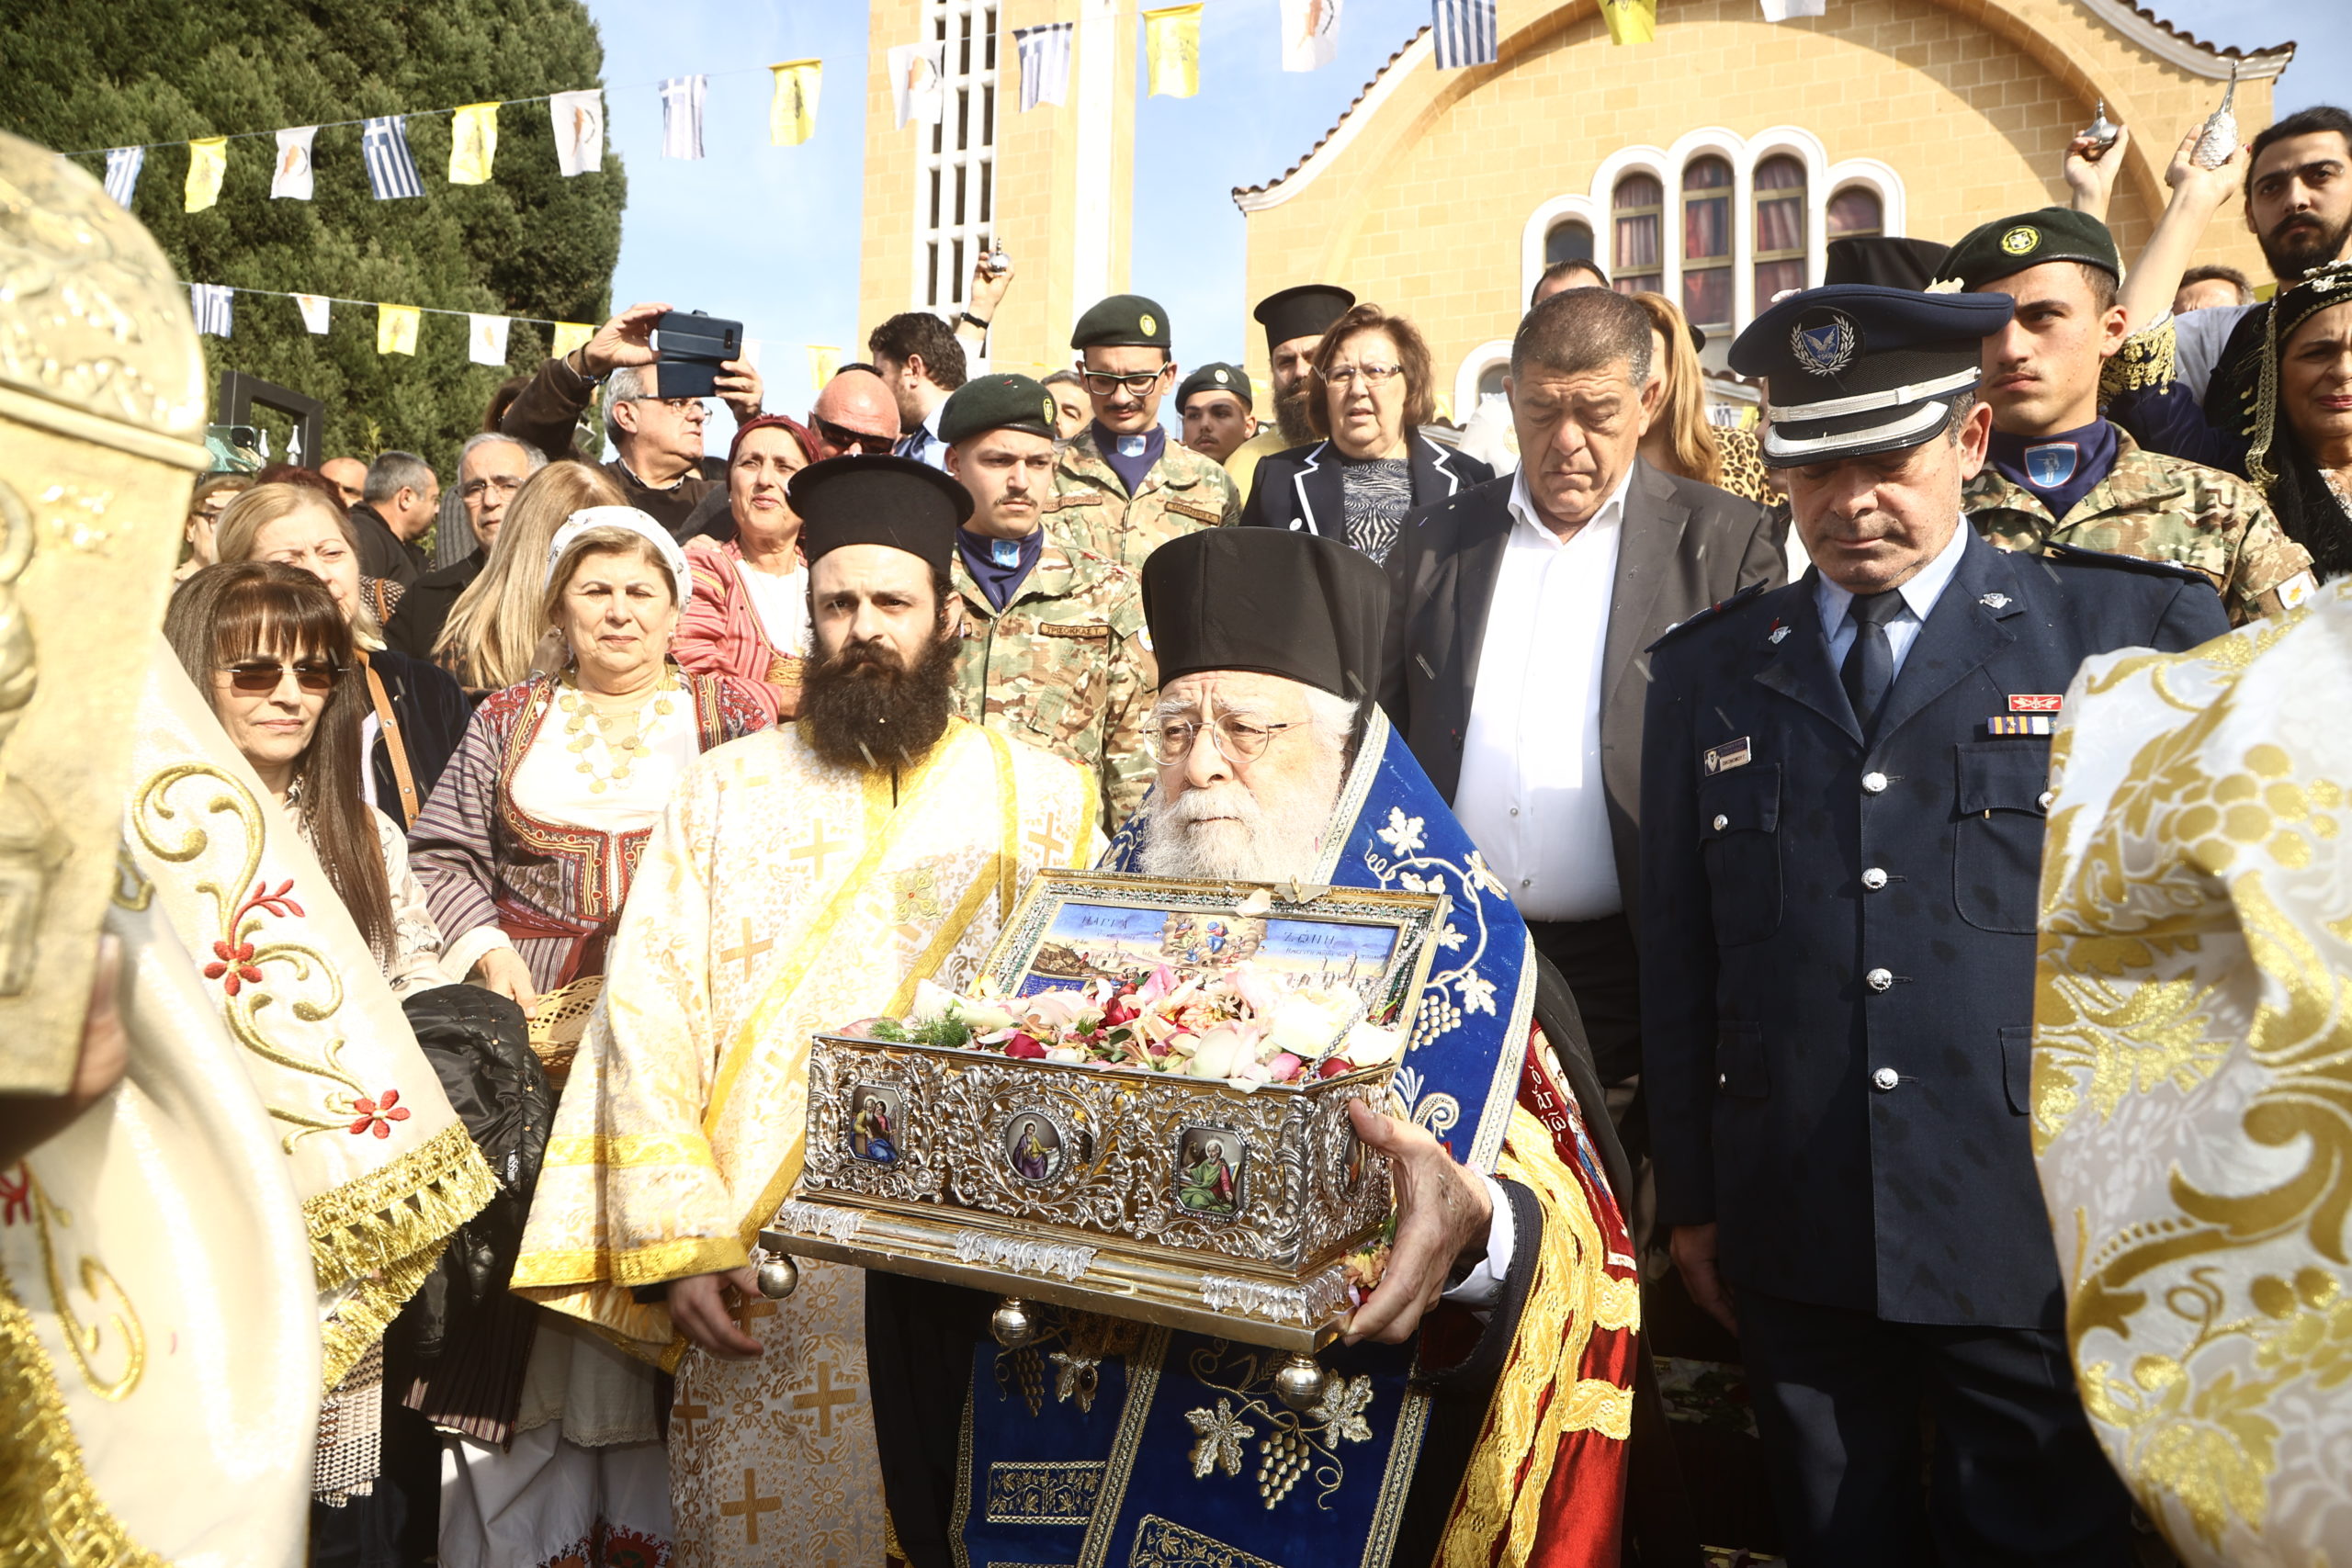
[865,526,1676,1568]
[941,372,1156,830]
[1940,208,2313,624]
[512,455,1094,1568]
[1226,283,1356,497]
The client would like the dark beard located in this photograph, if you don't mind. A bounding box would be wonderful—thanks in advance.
[1274,386,1317,445]
[2260,209,2352,281]
[799,626,959,772]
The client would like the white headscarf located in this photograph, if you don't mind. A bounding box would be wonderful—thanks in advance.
[542,505,694,610]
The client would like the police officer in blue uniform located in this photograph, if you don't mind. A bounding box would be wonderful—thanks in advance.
[1639,285,2229,1565]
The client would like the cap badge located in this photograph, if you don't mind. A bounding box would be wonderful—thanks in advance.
[1791,311,1860,376]
[1139,311,1159,335]
[2001,226,2040,255]
[1043,394,1058,424]
[1213,367,1229,383]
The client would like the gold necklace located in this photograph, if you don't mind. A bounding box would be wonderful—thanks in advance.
[557,671,676,795]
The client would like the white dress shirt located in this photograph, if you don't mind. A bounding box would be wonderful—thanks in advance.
[1814,513,1971,679]
[1452,466,1633,922]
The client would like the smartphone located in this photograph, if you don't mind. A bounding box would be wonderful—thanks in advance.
[653,310,744,400]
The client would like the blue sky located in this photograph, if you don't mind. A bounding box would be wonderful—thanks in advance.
[587,1,2346,422]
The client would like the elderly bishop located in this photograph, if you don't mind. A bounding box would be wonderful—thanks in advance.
[867,528,1649,1568]
[512,456,1097,1566]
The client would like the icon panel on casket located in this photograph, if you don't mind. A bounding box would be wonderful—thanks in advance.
[848,1083,905,1165]
[1175,1123,1246,1220]
[1004,1109,1069,1184]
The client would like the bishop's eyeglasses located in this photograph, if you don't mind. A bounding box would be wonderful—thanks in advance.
[1146,713,1303,766]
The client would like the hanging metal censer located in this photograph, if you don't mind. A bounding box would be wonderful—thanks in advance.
[2077,100,2120,160]
[2193,63,2240,171]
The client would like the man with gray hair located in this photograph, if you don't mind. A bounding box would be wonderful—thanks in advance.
[1379,286,1782,1223]
[501,299,765,534]
[386,432,545,660]
[350,449,440,587]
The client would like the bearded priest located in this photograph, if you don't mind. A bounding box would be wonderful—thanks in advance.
[511,456,1098,1567]
[866,527,1656,1568]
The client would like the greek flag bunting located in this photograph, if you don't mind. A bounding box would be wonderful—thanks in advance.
[1430,0,1497,69]
[361,116,424,200]
[189,284,233,338]
[661,75,707,159]
[1013,22,1074,110]
[102,146,143,208]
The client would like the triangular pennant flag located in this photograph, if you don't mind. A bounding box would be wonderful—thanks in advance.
[1600,0,1658,44]
[272,127,317,200]
[378,303,421,356]
[1281,0,1343,73]
[102,146,144,209]
[1430,0,1498,68]
[888,43,947,129]
[361,116,425,199]
[770,59,821,146]
[661,75,707,159]
[1758,0,1826,17]
[551,321,594,359]
[293,294,332,334]
[1142,5,1204,98]
[189,284,233,338]
[1013,23,1075,110]
[448,103,499,185]
[184,138,227,213]
[808,344,842,389]
[548,89,605,176]
[467,313,511,367]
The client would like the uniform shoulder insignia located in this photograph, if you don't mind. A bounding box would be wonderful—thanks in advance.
[2041,541,2205,581]
[1644,580,1771,652]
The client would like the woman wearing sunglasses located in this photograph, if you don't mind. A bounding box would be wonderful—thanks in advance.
[1238,301,1492,565]
[164,561,450,996]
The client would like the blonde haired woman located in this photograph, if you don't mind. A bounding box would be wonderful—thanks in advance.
[431,463,626,692]
[1628,291,1778,506]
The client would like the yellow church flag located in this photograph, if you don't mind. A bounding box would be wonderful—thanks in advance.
[551,321,594,359]
[184,137,227,212]
[1142,4,1204,98]
[449,102,499,185]
[770,59,821,146]
[1600,0,1657,44]
[378,303,421,356]
[807,344,842,389]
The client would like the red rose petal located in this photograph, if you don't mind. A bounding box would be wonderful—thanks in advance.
[1003,1033,1047,1060]
[1317,1057,1357,1079]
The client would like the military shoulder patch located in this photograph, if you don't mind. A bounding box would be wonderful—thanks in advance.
[2041,541,2206,582]
[1645,580,1773,653]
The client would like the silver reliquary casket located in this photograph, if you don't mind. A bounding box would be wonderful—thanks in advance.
[758,872,1446,1353]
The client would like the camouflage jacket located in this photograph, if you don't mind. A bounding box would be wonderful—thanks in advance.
[1046,426,1241,571]
[1965,428,2316,626]
[952,536,1158,833]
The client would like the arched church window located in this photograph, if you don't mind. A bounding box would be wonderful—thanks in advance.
[1545,219,1595,267]
[1753,154,1808,302]
[1827,185,1883,241]
[1612,174,1664,295]
[1680,155,1734,331]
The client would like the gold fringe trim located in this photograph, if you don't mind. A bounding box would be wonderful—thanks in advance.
[1438,1104,1640,1568]
[303,1120,497,1390]
[0,1262,168,1568]
[2099,317,2176,401]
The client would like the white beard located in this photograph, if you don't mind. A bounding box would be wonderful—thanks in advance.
[1136,759,1343,885]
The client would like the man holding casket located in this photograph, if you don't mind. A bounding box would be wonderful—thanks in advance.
[865,527,1661,1568]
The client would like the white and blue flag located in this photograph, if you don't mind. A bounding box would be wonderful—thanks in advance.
[361,116,424,200]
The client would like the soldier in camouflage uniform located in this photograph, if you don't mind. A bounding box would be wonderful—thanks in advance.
[1939,207,2317,625]
[940,373,1157,830]
[1048,293,1239,571]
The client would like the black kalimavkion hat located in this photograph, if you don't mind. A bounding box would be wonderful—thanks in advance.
[1141,527,1389,703]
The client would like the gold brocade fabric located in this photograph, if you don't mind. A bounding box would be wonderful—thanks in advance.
[2035,581,2352,1566]
[120,647,494,1391]
[512,717,1095,1567]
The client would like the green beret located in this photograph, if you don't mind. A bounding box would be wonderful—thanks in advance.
[938,372,1059,446]
[1937,207,2120,291]
[1071,293,1171,351]
[1175,362,1252,412]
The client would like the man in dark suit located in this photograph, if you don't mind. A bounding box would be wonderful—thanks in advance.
[1641,284,2230,1565]
[1379,287,1784,1163]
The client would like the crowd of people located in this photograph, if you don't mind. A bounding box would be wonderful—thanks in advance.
[70,91,2352,1568]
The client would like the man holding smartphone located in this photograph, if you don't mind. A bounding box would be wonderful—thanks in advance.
[499,299,765,536]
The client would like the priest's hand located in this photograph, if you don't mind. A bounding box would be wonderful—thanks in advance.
[669,1268,766,1359]
[1671,1223,1739,1337]
[1342,1100,1493,1346]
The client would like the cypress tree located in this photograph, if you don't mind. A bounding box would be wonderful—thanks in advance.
[0,0,626,474]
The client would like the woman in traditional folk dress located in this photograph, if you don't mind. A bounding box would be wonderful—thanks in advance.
[431,462,625,694]
[2232,260,2352,579]
[671,413,819,722]
[409,506,768,1021]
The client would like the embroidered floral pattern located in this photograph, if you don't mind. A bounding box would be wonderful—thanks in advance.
[0,1163,28,1225]
[1186,1398,1252,1478]
[348,1089,412,1139]
[1182,1343,1375,1510]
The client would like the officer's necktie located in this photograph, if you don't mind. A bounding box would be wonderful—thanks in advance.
[1839,589,1906,733]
